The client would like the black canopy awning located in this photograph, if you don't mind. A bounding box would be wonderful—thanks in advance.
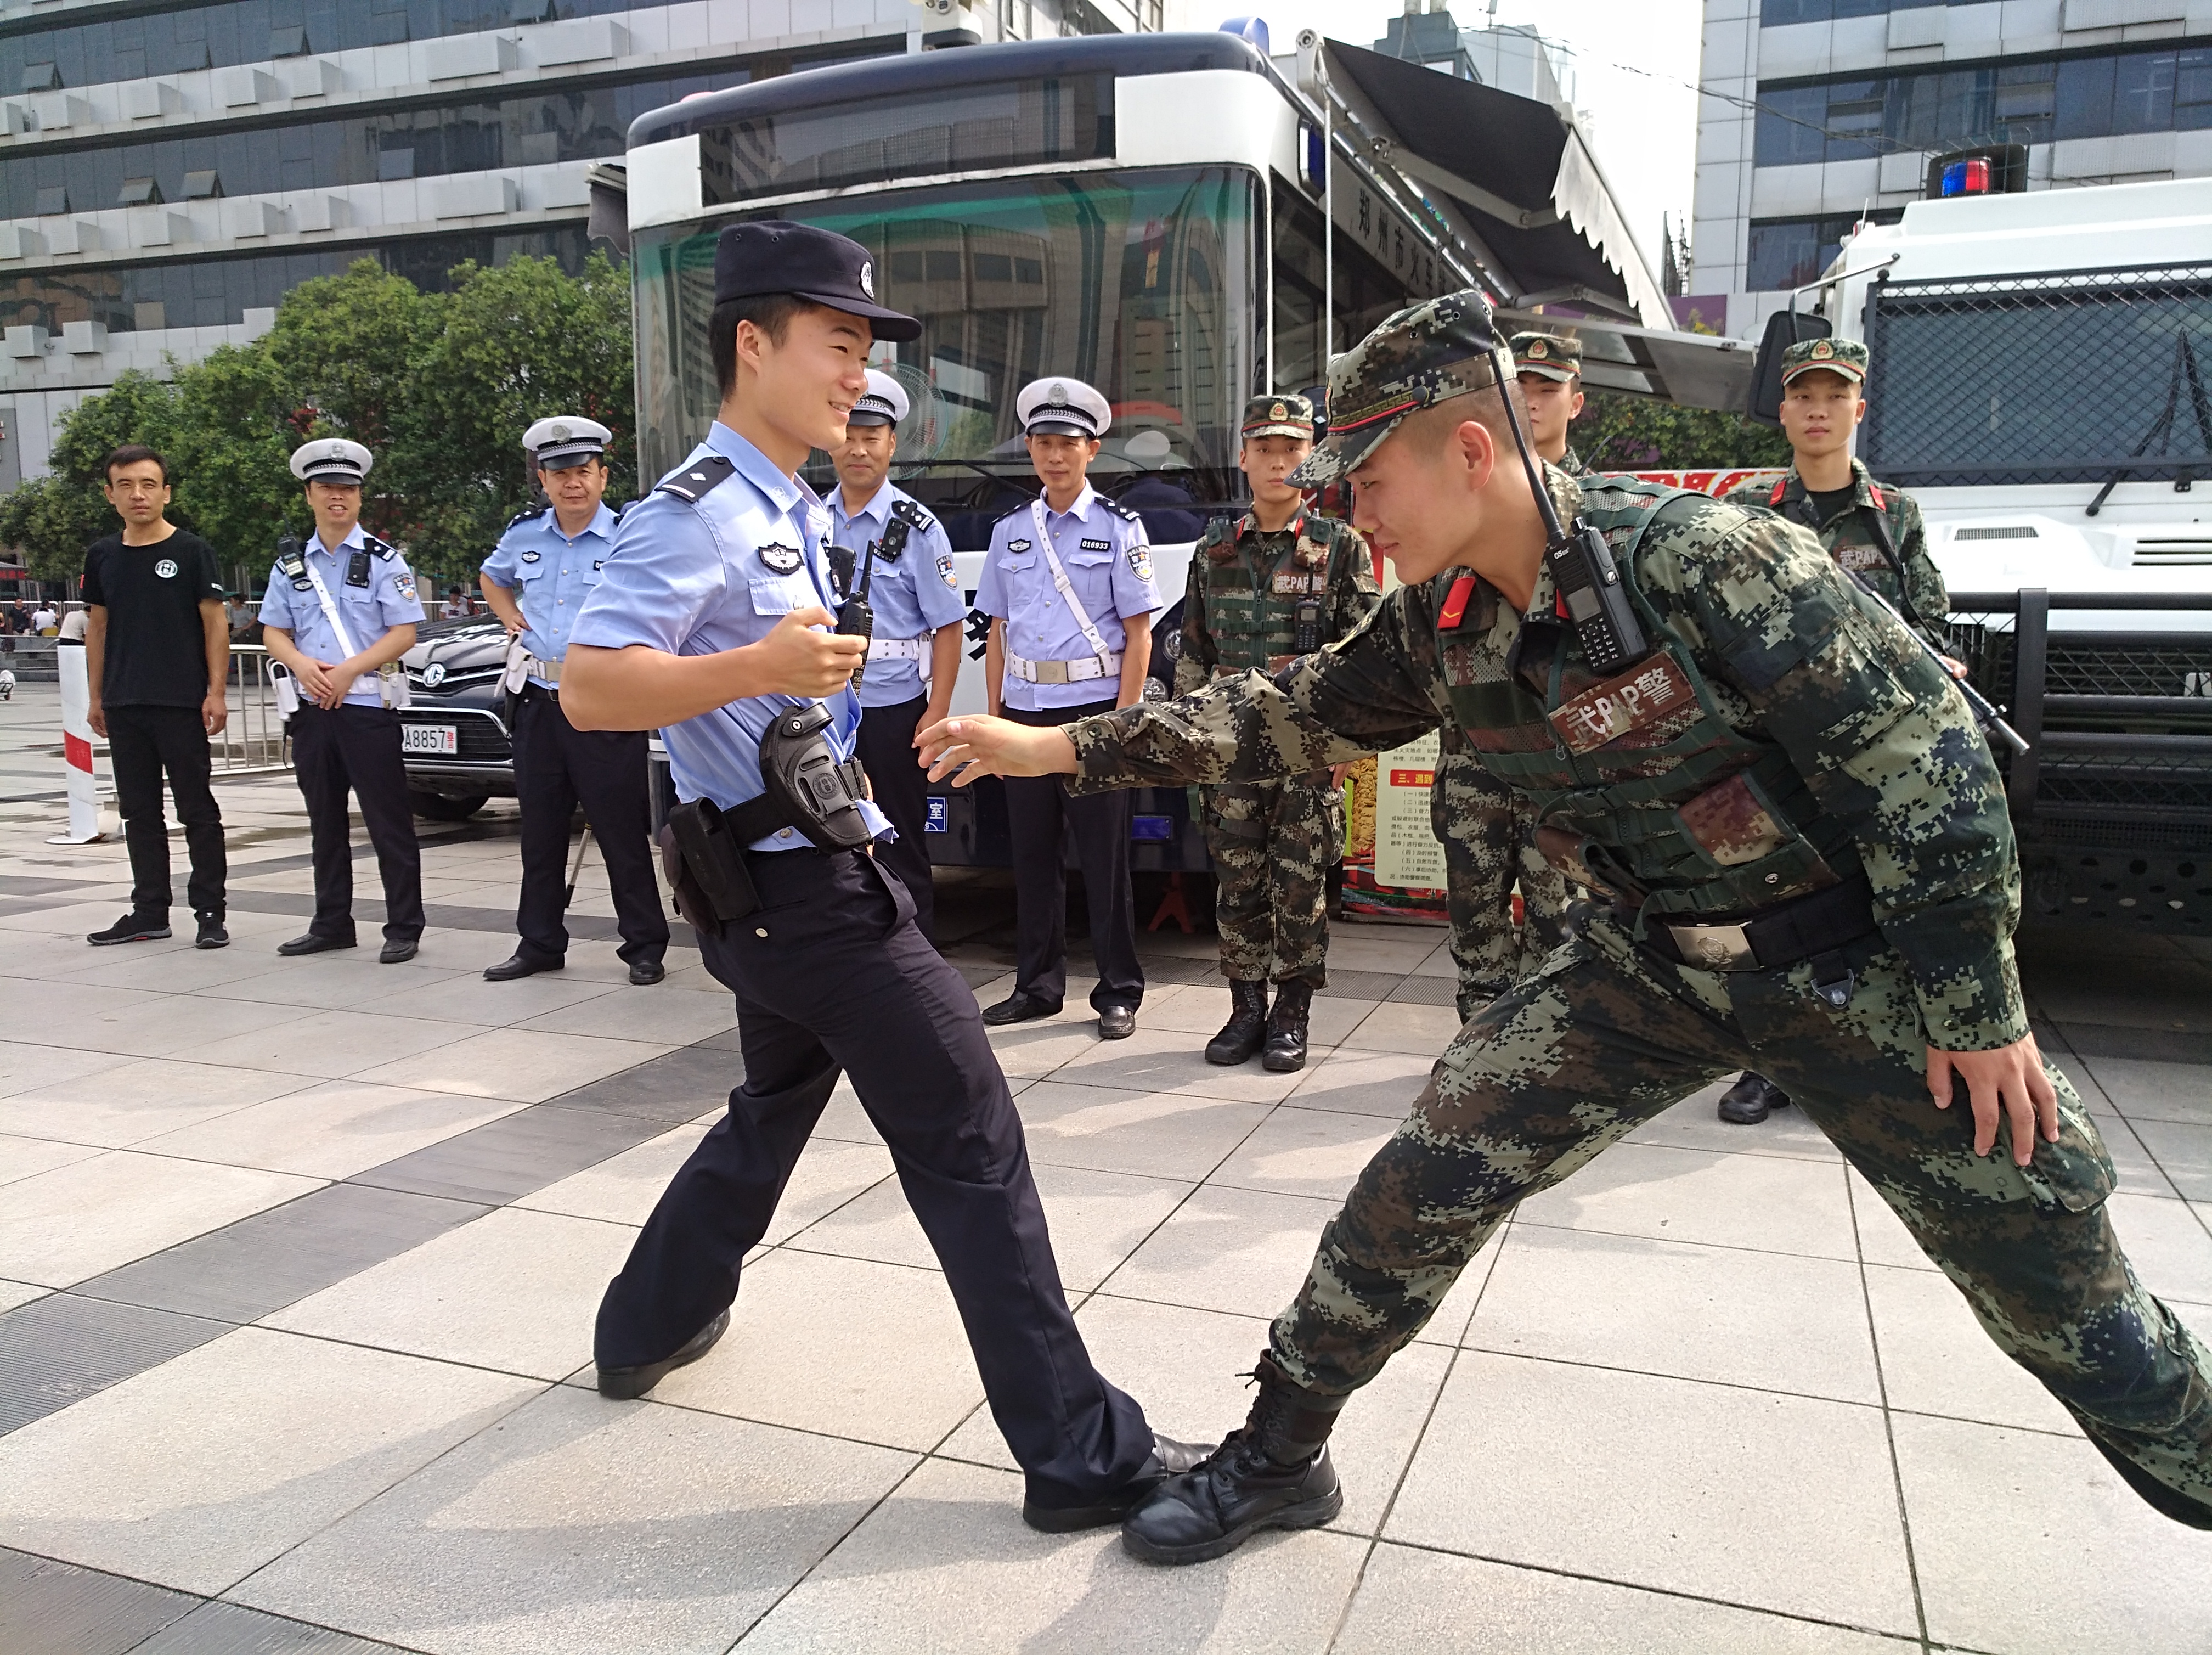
[1490,308,1757,413]
[1323,38,1671,329]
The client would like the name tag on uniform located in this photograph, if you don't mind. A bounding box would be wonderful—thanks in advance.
[1271,571,1316,595]
[759,544,802,575]
[1548,655,1700,755]
[1080,537,1111,551]
[1835,544,1886,572]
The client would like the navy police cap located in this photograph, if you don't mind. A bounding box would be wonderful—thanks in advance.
[714,221,921,342]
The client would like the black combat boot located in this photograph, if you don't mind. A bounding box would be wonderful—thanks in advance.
[1205,980,1270,1066]
[1121,1354,1347,1565]
[1262,978,1313,1072]
[1717,1070,1791,1124]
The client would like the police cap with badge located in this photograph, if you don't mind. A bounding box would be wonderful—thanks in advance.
[1509,330,1583,384]
[1780,335,1869,387]
[713,220,922,341]
[1016,378,1111,439]
[291,438,373,486]
[523,416,613,470]
[848,369,909,429]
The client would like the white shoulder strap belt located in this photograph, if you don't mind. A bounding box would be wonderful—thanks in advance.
[301,549,408,709]
[1009,498,1120,685]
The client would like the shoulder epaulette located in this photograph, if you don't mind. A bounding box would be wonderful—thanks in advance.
[362,532,395,559]
[890,497,935,534]
[992,502,1029,527]
[1867,482,1888,510]
[1099,498,1143,524]
[505,504,548,531]
[657,455,737,504]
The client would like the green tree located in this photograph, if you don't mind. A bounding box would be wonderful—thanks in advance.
[167,341,314,569]
[0,370,180,581]
[1571,389,1791,472]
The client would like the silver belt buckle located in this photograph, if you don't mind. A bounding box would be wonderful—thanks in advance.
[1666,920,1754,971]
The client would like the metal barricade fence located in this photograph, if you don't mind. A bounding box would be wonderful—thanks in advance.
[219,644,291,773]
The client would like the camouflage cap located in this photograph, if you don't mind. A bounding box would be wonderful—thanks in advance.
[1780,335,1869,386]
[1292,290,1506,487]
[1240,392,1317,442]
[1510,329,1582,383]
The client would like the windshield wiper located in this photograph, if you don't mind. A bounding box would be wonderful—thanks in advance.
[2086,333,2212,516]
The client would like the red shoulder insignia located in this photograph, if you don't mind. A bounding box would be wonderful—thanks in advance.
[1867,483,1886,509]
[1439,574,1477,631]
[1768,477,1787,505]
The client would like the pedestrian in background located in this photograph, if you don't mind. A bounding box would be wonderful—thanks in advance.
[81,444,232,949]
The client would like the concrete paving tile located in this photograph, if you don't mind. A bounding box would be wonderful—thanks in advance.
[2088,1105,2184,1198]
[133,1598,410,1653]
[231,1386,914,1655]
[1514,1141,1859,1262]
[1207,1105,1396,1202]
[2108,1192,2212,1305]
[349,1102,666,1206]
[541,1044,742,1124]
[56,989,318,1063]
[0,1293,228,1436]
[0,1042,127,1102]
[0,1152,321,1288]
[731,1455,1369,1655]
[1386,1353,1918,1636]
[1339,999,1462,1054]
[172,1009,476,1082]
[365,971,622,1029]
[352,1027,673,1104]
[0,1327,533,1597]
[266,1207,637,1382]
[59,941,286,993]
[0,1546,199,1655]
[805,1077,884,1146]
[1322,931,1442,974]
[1623,1082,1844,1162]
[137,1082,529,1180]
[1056,1027,1325,1104]
[0,1280,45,1313]
[0,1132,102,1186]
[1464,1225,1882,1404]
[513,1120,712,1225]
[1279,1047,1433,1119]
[1847,1171,1939,1272]
[1136,982,1373,1049]
[1333,1545,1913,1654]
[0,930,120,981]
[76,1183,490,1324]
[791,1162,1193,1293]
[2081,1055,2212,1127]
[984,1016,1128,1079]
[1894,1412,2212,1654]
[1011,1079,1271,1180]
[0,1058,315,1151]
[0,900,144,936]
[204,960,473,1014]
[1861,1263,2080,1436]
[2130,1117,2212,1200]
[1103,1184,1338,1317]
[649,1249,984,1451]
[512,983,738,1046]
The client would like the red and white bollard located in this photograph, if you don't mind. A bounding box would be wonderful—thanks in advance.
[47,640,103,844]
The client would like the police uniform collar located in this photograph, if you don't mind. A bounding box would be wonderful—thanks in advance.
[705,420,804,516]
[1039,482,1099,522]
[552,502,621,542]
[311,521,368,558]
[834,477,898,527]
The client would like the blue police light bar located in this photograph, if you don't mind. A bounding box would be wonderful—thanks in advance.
[1940,157,1991,198]
[1220,15,1269,56]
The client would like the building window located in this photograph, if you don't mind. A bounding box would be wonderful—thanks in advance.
[1757,41,2212,167]
[1746,210,1903,291]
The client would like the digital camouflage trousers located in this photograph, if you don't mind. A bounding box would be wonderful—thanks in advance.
[1432,736,1574,1019]
[1269,913,2212,1528]
[1200,776,1341,988]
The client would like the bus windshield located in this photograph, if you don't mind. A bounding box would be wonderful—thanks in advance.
[632,165,1261,547]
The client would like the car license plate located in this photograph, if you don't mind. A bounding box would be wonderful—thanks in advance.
[401,723,458,756]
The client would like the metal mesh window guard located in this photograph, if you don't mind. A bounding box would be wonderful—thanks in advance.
[1863,262,2212,488]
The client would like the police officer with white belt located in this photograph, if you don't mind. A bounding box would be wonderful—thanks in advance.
[560,221,1196,1529]
[257,438,427,962]
[477,417,670,986]
[974,378,1160,1038]
[827,369,966,947]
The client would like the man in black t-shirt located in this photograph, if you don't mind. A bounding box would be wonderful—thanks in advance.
[81,444,231,949]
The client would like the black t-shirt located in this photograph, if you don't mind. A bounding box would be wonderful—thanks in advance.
[1806,485,1860,527]
[80,530,225,707]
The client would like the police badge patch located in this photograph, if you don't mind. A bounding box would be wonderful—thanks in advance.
[937,550,958,589]
[1007,539,1031,552]
[759,544,803,575]
[520,550,541,563]
[394,573,417,600]
[1129,543,1153,583]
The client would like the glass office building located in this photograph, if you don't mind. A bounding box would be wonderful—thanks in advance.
[1689,0,2212,336]
[0,0,1160,487]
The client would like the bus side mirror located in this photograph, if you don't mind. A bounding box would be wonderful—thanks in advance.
[1747,308,1832,427]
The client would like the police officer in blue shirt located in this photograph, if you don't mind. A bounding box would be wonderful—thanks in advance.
[562,220,1195,1529]
[974,378,1161,1038]
[828,368,966,946]
[258,439,427,963]
[477,416,670,986]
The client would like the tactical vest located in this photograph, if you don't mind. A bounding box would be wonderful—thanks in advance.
[1201,515,1339,675]
[1435,479,1864,928]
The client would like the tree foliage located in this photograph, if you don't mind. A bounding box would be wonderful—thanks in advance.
[0,250,634,588]
[1571,389,1792,472]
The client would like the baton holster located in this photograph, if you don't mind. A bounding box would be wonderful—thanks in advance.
[658,799,760,937]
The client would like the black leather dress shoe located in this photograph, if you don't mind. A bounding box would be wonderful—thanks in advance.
[1717,1071,1790,1124]
[1097,1004,1137,1040]
[1121,1438,1343,1565]
[629,959,667,986]
[596,1308,731,1400]
[983,993,1060,1027]
[379,937,419,965]
[1022,1436,1214,1533]
[484,952,562,982]
[277,933,355,957]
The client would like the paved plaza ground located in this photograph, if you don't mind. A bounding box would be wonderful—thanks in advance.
[0,718,2208,1653]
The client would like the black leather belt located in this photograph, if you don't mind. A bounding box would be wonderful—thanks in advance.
[1641,875,1878,975]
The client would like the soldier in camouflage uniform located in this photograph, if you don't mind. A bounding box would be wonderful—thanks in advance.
[1431,330,1588,1019]
[1180,394,1381,1069]
[1713,335,1953,1125]
[919,292,2212,1564]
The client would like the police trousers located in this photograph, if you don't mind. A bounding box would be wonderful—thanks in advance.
[855,693,940,947]
[1199,776,1339,988]
[1268,913,2212,1529]
[1432,733,1572,1019]
[594,845,1156,1507]
[105,702,225,922]
[289,702,422,944]
[511,689,668,967]
[1002,699,1144,1012]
